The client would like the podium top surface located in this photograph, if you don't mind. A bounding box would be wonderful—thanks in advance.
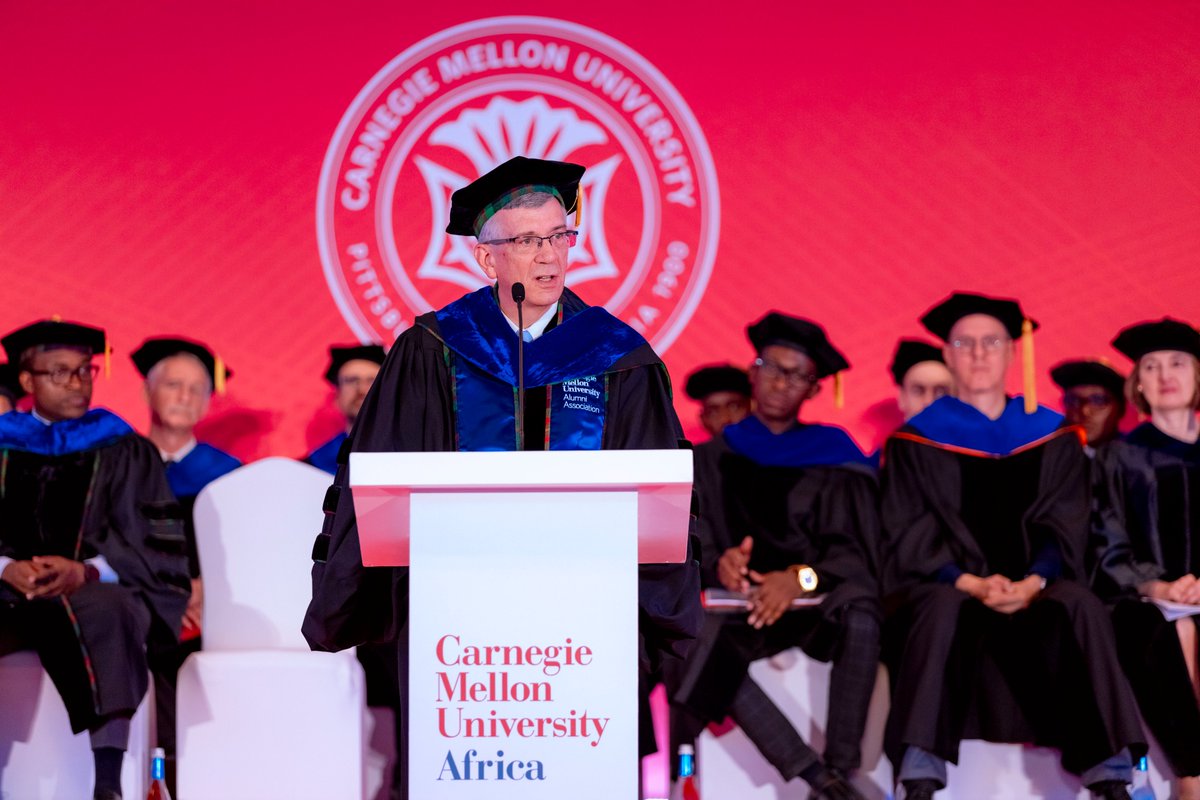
[349,449,692,490]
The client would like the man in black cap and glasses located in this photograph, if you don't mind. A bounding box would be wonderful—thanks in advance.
[684,363,752,438]
[879,293,1145,800]
[889,338,953,423]
[674,312,881,800]
[305,344,387,475]
[0,320,189,800]
[1051,358,1127,449]
[302,157,702,797]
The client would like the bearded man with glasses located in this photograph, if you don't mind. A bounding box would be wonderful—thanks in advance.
[0,319,189,800]
[303,157,702,799]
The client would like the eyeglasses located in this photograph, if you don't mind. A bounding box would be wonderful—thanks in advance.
[1063,392,1114,410]
[480,230,578,254]
[948,335,1009,352]
[28,363,100,385]
[337,375,374,389]
[754,357,816,388]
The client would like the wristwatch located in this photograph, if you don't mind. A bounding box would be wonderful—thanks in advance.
[791,565,819,593]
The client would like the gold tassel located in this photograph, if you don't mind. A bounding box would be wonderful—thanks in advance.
[214,355,226,396]
[104,339,111,379]
[833,371,845,409]
[574,190,582,227]
[51,313,63,322]
[1022,318,1036,414]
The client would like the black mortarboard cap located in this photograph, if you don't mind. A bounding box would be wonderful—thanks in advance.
[131,337,231,392]
[446,156,586,237]
[685,364,751,401]
[1049,358,1126,398]
[325,344,387,384]
[919,292,1038,341]
[746,312,850,379]
[2,319,107,363]
[889,339,945,386]
[0,363,25,403]
[1111,318,1200,362]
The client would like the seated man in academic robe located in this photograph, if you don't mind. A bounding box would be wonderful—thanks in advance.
[301,156,703,798]
[880,292,1146,800]
[0,362,24,414]
[0,320,190,800]
[889,338,952,423]
[684,363,751,439]
[1051,358,1127,450]
[131,336,241,791]
[675,312,881,800]
[304,344,399,795]
[305,344,385,475]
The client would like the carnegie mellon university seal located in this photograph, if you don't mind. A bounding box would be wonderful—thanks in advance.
[316,16,719,352]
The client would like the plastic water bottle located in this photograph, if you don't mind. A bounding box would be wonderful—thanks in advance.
[677,744,700,800]
[1130,755,1156,800]
[147,746,172,800]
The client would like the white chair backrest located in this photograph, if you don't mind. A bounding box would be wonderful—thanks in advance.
[193,457,333,651]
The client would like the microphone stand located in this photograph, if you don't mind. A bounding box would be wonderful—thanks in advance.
[512,282,526,450]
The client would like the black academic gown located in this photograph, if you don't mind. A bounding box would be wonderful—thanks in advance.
[301,288,702,790]
[673,424,882,770]
[1093,422,1200,777]
[879,398,1145,776]
[0,412,189,732]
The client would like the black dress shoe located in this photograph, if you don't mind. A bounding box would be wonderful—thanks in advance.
[899,778,941,800]
[1088,780,1132,800]
[808,771,868,800]
[93,790,122,800]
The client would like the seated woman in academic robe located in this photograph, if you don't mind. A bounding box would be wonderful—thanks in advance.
[1094,318,1200,800]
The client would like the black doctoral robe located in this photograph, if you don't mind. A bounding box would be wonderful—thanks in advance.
[670,419,882,776]
[1093,422,1200,777]
[301,288,702,793]
[693,428,881,643]
[301,287,702,660]
[0,410,190,731]
[880,397,1145,776]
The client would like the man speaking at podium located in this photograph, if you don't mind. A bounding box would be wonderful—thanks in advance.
[303,157,703,797]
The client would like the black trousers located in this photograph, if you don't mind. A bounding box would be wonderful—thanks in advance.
[0,582,151,734]
[1112,598,1200,778]
[675,603,881,778]
[357,640,405,792]
[884,581,1145,775]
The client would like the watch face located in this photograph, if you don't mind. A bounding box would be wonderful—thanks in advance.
[798,567,818,593]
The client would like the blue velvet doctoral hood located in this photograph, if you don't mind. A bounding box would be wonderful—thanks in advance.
[723,415,871,468]
[306,431,347,476]
[0,408,133,456]
[166,442,241,498]
[429,286,649,387]
[905,395,1064,456]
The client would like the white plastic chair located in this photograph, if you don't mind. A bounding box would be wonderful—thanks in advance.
[0,650,153,800]
[696,648,1175,800]
[176,457,367,800]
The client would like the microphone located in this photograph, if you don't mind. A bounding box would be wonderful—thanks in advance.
[512,282,526,450]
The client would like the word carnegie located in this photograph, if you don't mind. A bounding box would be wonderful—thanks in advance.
[436,634,593,677]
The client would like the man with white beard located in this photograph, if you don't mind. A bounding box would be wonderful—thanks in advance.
[132,336,241,794]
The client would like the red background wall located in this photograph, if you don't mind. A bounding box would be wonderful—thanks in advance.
[2,1,1198,458]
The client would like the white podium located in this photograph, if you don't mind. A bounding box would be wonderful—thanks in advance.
[350,450,692,800]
